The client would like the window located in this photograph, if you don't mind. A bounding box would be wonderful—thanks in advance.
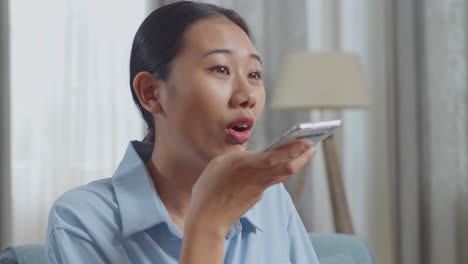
[9,0,145,243]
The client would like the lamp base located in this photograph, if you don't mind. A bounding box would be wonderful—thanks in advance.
[292,135,355,234]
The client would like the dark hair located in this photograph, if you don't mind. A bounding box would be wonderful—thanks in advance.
[130,1,252,142]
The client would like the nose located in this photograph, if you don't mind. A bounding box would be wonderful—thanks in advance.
[229,76,257,109]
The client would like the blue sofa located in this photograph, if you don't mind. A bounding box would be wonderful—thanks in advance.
[0,233,374,263]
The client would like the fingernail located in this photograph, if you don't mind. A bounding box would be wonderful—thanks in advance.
[268,156,281,166]
[299,144,308,152]
[311,146,316,152]
[291,145,307,157]
[304,143,314,149]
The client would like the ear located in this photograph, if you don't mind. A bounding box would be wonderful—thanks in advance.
[132,71,164,114]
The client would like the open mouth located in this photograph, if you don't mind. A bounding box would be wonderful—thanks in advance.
[226,117,254,144]
[231,123,250,132]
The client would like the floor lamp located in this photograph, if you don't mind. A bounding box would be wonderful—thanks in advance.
[271,52,370,234]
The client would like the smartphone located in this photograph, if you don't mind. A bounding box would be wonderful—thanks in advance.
[264,120,342,151]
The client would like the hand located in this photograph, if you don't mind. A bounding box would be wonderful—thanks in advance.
[186,139,317,236]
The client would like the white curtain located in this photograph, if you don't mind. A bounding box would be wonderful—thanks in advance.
[9,0,146,244]
[393,0,468,263]
[394,0,468,263]
[419,1,468,262]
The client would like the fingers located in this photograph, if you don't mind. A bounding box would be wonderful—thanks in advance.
[263,146,317,186]
[243,139,314,169]
[221,139,316,188]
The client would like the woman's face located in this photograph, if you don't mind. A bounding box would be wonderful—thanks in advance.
[157,16,265,164]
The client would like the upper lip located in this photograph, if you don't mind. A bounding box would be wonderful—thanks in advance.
[226,115,254,130]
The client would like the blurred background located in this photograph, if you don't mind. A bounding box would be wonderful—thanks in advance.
[1,0,467,264]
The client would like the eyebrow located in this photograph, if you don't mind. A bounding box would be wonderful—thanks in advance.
[202,49,262,65]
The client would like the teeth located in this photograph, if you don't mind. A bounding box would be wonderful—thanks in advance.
[237,124,248,128]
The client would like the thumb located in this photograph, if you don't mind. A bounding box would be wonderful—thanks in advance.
[242,143,309,169]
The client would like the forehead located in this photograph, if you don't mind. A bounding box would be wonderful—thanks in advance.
[180,16,258,58]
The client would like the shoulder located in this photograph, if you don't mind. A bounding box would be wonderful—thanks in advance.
[255,183,295,225]
[47,178,120,239]
[50,178,117,219]
[263,183,294,210]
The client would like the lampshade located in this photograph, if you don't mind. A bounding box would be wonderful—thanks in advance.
[271,52,370,110]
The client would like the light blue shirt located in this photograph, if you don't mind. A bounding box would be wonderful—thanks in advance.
[46,141,319,263]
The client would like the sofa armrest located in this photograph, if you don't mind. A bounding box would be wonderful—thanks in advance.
[0,244,47,264]
[309,233,375,264]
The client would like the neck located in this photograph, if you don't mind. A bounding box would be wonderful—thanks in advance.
[146,143,206,226]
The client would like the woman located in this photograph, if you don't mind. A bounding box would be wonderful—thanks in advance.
[46,1,319,263]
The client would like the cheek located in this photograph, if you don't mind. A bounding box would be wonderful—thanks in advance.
[169,76,231,127]
[254,87,266,117]
[188,75,232,111]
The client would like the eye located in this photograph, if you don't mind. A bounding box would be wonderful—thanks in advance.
[248,71,262,80]
[209,65,230,75]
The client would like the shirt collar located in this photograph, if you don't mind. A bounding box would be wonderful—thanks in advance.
[112,141,170,237]
[112,140,262,237]
[242,202,263,232]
